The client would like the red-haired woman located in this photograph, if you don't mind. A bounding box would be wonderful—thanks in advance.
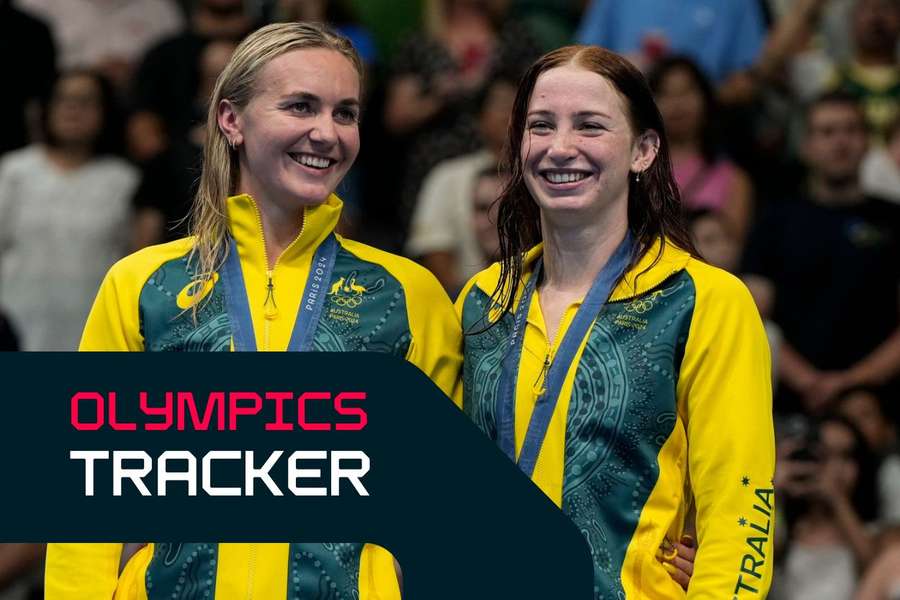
[456,45,775,597]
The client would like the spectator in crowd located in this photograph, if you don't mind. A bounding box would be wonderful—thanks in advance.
[855,530,900,599]
[404,74,517,292]
[686,209,741,273]
[862,113,900,203]
[0,312,18,351]
[765,0,899,144]
[575,0,767,102]
[14,0,182,92]
[0,543,43,600]
[470,166,504,268]
[686,208,783,376]
[835,386,900,523]
[650,56,755,240]
[382,0,540,238]
[128,0,254,162]
[507,0,584,52]
[827,0,899,144]
[773,414,879,600]
[131,38,238,248]
[742,92,900,416]
[274,0,379,67]
[0,0,55,156]
[767,0,856,64]
[409,163,507,297]
[0,70,139,351]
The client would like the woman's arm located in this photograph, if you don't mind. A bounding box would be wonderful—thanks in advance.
[79,259,145,351]
[45,543,124,599]
[48,259,146,594]
[393,255,464,403]
[855,545,900,600]
[723,167,754,243]
[677,265,776,597]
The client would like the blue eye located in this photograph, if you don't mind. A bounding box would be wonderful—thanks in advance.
[335,108,359,124]
[290,101,312,114]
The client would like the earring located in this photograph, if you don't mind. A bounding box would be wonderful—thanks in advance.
[229,138,237,150]
[634,170,641,183]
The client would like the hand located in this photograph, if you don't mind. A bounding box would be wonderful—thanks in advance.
[661,535,696,591]
[774,438,819,498]
[432,72,464,100]
[803,371,852,414]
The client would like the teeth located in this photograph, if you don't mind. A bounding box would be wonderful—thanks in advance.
[291,153,332,169]
[546,172,587,184]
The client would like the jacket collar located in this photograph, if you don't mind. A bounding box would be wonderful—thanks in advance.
[225,193,342,268]
[610,238,691,301]
[506,236,691,303]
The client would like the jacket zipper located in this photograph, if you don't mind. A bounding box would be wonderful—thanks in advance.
[532,305,568,397]
[251,203,306,351]
[246,543,257,600]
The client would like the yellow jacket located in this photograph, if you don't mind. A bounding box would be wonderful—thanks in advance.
[47,193,463,599]
[456,240,775,599]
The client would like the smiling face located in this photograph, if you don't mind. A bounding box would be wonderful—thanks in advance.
[521,63,657,223]
[219,47,361,210]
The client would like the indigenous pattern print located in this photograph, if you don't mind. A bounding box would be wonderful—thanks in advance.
[145,543,365,600]
[138,248,412,357]
[288,543,365,600]
[138,244,414,596]
[140,255,231,352]
[316,250,411,354]
[146,543,217,600]
[460,272,695,599]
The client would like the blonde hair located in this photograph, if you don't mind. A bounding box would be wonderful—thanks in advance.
[188,21,363,313]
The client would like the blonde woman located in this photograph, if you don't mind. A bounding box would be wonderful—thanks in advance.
[45,22,461,600]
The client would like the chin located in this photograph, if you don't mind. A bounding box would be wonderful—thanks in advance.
[290,183,335,206]
[538,195,597,214]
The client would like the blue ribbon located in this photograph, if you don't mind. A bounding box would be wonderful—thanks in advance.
[220,234,339,352]
[496,232,634,477]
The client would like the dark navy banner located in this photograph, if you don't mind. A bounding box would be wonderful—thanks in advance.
[0,352,593,599]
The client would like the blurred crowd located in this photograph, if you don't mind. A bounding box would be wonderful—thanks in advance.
[0,0,899,598]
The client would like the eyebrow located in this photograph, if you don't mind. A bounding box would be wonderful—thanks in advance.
[282,91,360,107]
[526,109,612,119]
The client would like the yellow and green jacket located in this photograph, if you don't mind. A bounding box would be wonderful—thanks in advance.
[456,240,775,599]
[47,193,463,600]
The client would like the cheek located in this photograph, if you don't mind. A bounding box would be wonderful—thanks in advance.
[342,128,361,162]
[520,134,540,166]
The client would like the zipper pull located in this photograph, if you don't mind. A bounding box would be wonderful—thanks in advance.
[264,272,278,320]
[533,353,550,396]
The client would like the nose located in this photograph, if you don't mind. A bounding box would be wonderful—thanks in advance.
[308,113,338,147]
[547,128,577,162]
